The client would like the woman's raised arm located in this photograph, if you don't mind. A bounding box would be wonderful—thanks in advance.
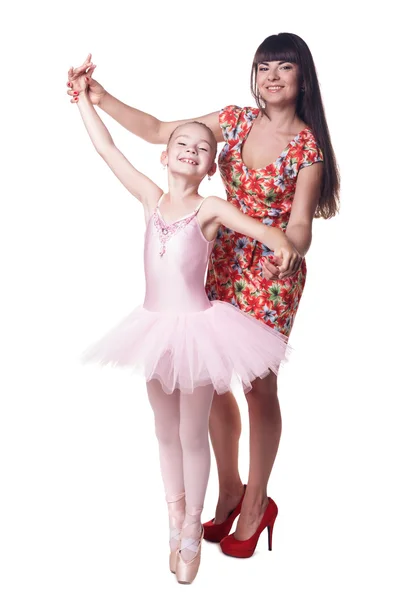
[100,92,222,144]
[68,55,223,144]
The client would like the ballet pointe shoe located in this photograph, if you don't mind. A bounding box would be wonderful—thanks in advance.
[203,485,246,543]
[169,515,181,574]
[175,507,203,584]
[169,549,178,574]
[220,497,278,558]
[175,527,204,584]
[167,492,185,574]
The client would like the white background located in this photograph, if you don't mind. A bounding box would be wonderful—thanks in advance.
[1,1,399,598]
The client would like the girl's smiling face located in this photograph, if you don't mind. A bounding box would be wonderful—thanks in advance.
[256,61,301,106]
[161,122,217,180]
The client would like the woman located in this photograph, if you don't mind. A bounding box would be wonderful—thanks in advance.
[67,32,339,557]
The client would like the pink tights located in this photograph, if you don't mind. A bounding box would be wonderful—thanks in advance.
[146,380,214,560]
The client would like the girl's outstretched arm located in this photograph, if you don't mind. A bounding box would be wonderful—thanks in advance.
[74,87,162,214]
[201,197,303,279]
[68,55,223,145]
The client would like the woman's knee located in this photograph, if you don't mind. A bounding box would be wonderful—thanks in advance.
[245,374,279,411]
[210,390,240,424]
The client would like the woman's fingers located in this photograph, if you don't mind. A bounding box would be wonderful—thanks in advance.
[87,65,96,78]
[263,252,301,280]
[288,254,298,275]
[278,250,291,274]
[77,54,92,71]
[278,251,292,278]
[84,65,97,84]
[67,56,93,83]
[280,253,302,278]
[73,64,91,78]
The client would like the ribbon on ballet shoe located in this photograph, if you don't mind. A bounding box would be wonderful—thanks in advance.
[166,491,186,504]
[166,492,186,524]
[176,524,204,584]
[179,506,203,562]
[166,492,186,574]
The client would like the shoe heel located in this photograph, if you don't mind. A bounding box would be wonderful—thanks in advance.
[267,522,274,551]
[220,497,278,558]
[267,504,278,550]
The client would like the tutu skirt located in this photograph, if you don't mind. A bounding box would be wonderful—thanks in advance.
[82,300,289,395]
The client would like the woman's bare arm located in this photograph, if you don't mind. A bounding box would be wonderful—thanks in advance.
[67,56,223,144]
[100,93,223,145]
[285,162,323,256]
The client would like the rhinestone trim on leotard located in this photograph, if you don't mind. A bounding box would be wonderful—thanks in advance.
[153,210,196,256]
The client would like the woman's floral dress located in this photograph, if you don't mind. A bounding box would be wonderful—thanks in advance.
[205,105,323,337]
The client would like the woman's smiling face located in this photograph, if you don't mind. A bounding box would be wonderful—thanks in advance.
[256,61,301,106]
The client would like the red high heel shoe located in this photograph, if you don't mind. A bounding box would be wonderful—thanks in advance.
[220,497,278,558]
[203,485,246,543]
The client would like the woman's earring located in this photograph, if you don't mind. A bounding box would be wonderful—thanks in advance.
[208,175,211,181]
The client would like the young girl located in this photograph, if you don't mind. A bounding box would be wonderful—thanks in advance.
[70,70,300,583]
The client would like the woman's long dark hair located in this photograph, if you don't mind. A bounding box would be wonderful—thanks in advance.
[251,33,339,219]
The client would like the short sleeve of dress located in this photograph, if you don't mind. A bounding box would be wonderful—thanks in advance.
[219,105,243,142]
[299,131,324,170]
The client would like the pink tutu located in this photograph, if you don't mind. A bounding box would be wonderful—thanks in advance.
[82,199,290,395]
[82,300,289,395]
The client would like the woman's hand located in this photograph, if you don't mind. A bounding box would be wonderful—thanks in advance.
[272,240,302,279]
[66,54,105,105]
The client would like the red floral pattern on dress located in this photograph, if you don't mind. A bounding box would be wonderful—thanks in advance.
[205,105,323,336]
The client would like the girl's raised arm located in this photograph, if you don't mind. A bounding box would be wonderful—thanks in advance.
[74,83,162,215]
[68,55,223,145]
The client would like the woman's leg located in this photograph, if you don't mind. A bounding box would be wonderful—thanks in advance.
[146,380,185,553]
[208,391,244,522]
[179,384,214,561]
[235,373,282,540]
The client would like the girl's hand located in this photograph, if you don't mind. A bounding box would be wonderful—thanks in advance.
[274,241,302,279]
[66,54,105,105]
[66,67,90,103]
